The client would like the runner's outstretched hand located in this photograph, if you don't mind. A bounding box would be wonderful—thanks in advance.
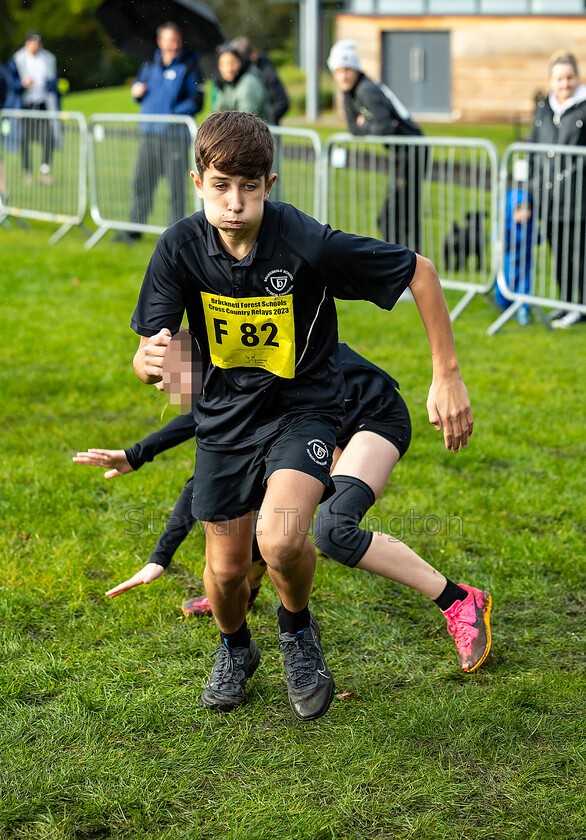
[73,448,133,479]
[106,563,165,598]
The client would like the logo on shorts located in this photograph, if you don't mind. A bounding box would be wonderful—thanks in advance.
[263,269,294,296]
[306,439,329,466]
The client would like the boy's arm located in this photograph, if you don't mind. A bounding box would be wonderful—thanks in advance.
[133,329,172,384]
[105,476,195,598]
[74,413,196,477]
[126,413,197,469]
[409,254,474,453]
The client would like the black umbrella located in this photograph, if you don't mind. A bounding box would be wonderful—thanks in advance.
[97,0,224,75]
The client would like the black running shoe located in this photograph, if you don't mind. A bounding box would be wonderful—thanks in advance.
[278,614,335,722]
[200,640,260,711]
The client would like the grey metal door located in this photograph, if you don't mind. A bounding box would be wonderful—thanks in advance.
[382,31,451,116]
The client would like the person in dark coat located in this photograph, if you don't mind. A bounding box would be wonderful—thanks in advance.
[230,36,289,125]
[529,51,586,327]
[327,39,425,250]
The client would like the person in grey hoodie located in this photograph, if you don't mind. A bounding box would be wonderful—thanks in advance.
[11,30,60,185]
[530,52,586,327]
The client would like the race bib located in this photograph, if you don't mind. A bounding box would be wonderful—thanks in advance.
[201,292,295,379]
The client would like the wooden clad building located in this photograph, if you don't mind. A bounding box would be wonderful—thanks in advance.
[331,13,586,122]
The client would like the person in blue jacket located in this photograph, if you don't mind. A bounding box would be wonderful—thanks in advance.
[129,21,204,234]
[495,188,537,326]
[0,60,21,201]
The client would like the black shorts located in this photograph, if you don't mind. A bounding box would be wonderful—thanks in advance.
[192,415,338,522]
[337,387,412,459]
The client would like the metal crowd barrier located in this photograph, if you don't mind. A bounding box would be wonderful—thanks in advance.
[85,113,199,249]
[269,126,322,219]
[0,109,88,243]
[488,141,586,334]
[4,110,584,334]
[322,134,499,320]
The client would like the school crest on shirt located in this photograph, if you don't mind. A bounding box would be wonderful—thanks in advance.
[263,269,294,296]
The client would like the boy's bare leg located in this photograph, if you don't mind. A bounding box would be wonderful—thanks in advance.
[257,468,324,608]
[329,430,491,672]
[258,468,336,721]
[332,432,447,598]
[199,512,262,711]
[247,554,268,590]
[202,512,256,633]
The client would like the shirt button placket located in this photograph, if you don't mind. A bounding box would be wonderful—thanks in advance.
[232,266,244,295]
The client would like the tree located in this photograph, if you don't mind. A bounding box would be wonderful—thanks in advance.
[2,0,296,90]
[3,0,137,88]
[207,0,295,55]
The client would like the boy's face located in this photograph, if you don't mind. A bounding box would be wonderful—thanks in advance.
[191,166,277,249]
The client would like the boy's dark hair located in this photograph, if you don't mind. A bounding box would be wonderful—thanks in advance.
[194,111,274,181]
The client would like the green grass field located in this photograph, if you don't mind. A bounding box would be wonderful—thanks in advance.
[2,89,586,839]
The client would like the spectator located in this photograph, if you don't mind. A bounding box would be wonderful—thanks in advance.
[529,51,586,328]
[0,59,22,202]
[213,43,273,123]
[11,31,60,186]
[0,62,7,202]
[0,62,14,201]
[129,22,204,235]
[495,188,536,326]
[327,39,425,250]
[230,36,289,124]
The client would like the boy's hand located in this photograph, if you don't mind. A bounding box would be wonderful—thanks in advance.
[105,563,165,598]
[141,329,173,382]
[427,375,473,453]
[73,448,133,479]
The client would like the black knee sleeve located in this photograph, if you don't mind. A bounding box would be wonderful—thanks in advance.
[313,475,375,568]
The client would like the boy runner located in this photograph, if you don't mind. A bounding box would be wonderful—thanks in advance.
[130,111,473,721]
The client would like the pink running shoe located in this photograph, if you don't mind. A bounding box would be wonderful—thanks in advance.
[182,594,213,617]
[442,584,492,673]
[181,588,260,618]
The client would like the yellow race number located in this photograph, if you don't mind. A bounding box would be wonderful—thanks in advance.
[201,292,296,378]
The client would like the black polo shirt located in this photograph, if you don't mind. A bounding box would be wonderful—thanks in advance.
[336,342,401,440]
[131,201,416,449]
